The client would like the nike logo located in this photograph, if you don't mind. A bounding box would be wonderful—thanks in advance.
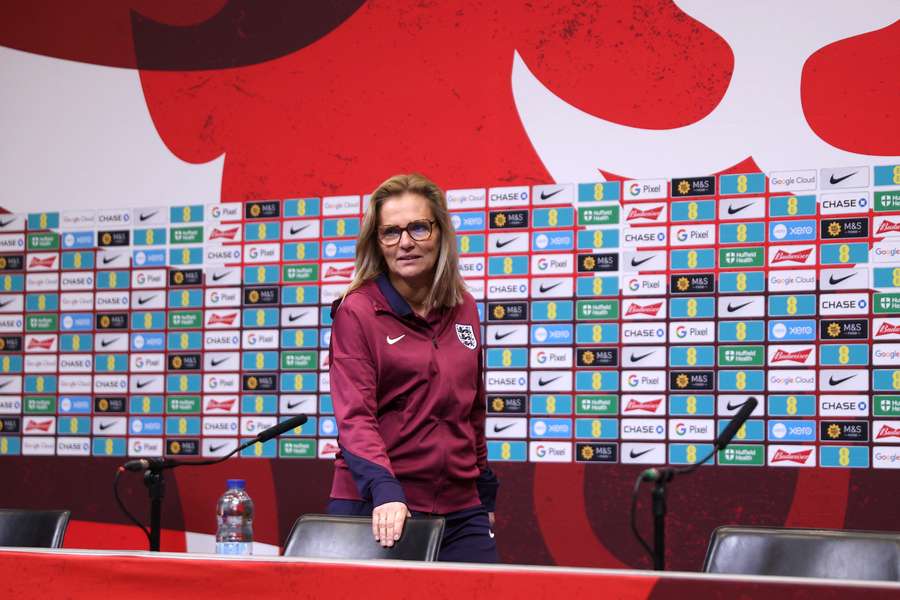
[102,255,119,265]
[493,423,516,433]
[0,218,14,228]
[98,421,116,431]
[828,374,856,386]
[289,224,310,235]
[137,295,156,306]
[726,400,750,411]
[210,357,229,367]
[495,238,517,248]
[828,273,855,285]
[540,189,562,200]
[726,301,752,313]
[630,256,653,267]
[629,448,653,459]
[829,172,856,185]
[538,376,561,386]
[100,338,117,348]
[493,330,515,340]
[135,379,153,389]
[211,271,230,282]
[0,381,11,390]
[630,352,654,363]
[727,202,753,215]
[287,399,307,409]
[287,312,307,322]
[139,210,159,222]
[386,334,405,345]
[539,282,562,293]
[209,443,227,453]
[0,300,13,308]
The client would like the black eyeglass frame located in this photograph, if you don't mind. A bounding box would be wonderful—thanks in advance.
[377,219,437,246]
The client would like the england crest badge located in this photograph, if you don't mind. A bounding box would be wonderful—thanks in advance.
[455,323,477,350]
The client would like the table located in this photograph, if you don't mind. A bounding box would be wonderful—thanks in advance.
[1,547,898,599]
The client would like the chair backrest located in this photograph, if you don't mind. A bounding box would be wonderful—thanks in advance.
[703,526,900,582]
[283,514,445,561]
[0,509,70,548]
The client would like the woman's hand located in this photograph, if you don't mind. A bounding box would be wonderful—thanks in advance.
[372,501,411,547]
[489,512,495,529]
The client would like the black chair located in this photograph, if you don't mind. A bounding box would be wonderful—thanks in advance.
[282,514,445,561]
[703,526,900,582]
[0,509,71,548]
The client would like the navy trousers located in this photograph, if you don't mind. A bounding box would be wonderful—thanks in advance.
[327,499,498,563]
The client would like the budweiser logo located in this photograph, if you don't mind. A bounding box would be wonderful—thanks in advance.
[625,398,663,412]
[627,206,663,221]
[877,220,900,235]
[771,448,813,464]
[876,424,900,440]
[27,337,54,350]
[772,248,812,264]
[877,322,900,336]
[771,348,812,363]
[28,256,56,268]
[321,442,340,455]
[25,419,52,432]
[207,313,237,325]
[209,227,239,240]
[206,398,237,411]
[626,302,663,317]
[325,265,354,278]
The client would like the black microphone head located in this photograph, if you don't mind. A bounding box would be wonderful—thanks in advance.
[255,414,309,443]
[715,397,758,450]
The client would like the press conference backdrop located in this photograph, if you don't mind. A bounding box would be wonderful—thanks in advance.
[1,0,900,570]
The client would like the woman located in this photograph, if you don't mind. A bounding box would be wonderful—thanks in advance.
[327,173,499,563]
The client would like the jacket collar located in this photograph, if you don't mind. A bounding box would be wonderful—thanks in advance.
[375,272,414,317]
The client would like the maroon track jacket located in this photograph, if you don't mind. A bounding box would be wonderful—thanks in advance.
[328,273,499,514]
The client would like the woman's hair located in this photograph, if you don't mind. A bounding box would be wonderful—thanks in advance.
[343,173,466,310]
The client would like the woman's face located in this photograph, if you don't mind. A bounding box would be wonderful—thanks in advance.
[378,192,441,285]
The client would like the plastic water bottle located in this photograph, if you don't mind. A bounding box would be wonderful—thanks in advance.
[215,479,254,555]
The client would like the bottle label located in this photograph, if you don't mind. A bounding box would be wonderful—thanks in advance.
[216,542,252,556]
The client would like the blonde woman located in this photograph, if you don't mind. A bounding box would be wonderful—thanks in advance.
[327,173,499,562]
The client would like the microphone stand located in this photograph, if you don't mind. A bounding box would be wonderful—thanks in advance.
[119,414,308,552]
[646,447,716,570]
[631,397,758,571]
[138,439,257,552]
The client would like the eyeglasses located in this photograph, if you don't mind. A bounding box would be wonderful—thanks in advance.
[377,219,436,246]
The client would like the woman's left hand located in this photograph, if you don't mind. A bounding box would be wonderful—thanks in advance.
[488,512,495,529]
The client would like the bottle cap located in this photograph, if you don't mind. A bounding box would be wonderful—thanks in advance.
[226,479,246,489]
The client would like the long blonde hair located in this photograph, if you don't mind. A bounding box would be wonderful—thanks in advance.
[343,173,467,310]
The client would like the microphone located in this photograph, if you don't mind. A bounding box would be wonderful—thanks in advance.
[639,397,758,482]
[118,415,308,472]
[121,458,172,472]
[254,414,308,444]
[715,397,758,450]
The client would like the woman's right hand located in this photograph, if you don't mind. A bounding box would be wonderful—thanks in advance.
[372,501,411,547]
